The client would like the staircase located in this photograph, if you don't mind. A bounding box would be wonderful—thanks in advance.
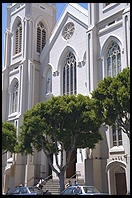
[42,178,85,195]
[42,179,60,195]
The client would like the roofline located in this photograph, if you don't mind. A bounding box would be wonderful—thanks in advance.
[40,3,88,63]
[69,3,88,17]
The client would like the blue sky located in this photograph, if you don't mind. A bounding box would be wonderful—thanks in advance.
[2,3,88,68]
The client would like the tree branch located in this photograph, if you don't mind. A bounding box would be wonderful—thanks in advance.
[43,149,60,177]
[52,134,61,170]
[60,142,64,168]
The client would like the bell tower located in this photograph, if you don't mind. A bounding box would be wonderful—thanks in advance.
[4,3,57,68]
[2,3,57,193]
[3,3,57,116]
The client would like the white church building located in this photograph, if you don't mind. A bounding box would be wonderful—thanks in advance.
[2,3,130,195]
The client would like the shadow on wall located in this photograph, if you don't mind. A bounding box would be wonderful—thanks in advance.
[85,125,109,193]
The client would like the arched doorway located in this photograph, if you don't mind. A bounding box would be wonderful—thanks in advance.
[48,154,53,177]
[115,166,127,195]
[66,150,76,178]
[107,161,127,195]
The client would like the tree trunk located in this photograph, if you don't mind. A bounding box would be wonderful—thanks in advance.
[58,171,65,193]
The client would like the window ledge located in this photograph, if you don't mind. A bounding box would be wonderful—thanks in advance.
[8,112,18,119]
[103,3,120,13]
[13,52,22,59]
[46,92,53,96]
[7,157,13,164]
[98,20,122,36]
[109,146,125,153]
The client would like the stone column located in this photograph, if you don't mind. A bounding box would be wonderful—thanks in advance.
[25,155,29,186]
[125,154,130,194]
[3,28,12,69]
[107,169,111,195]
[76,148,87,181]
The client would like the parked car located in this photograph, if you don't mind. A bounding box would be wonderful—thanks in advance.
[7,186,43,195]
[61,185,108,195]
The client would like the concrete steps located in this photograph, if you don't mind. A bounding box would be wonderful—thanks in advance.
[42,178,85,195]
[43,179,60,195]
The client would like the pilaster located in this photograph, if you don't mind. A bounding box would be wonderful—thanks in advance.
[122,7,130,68]
[76,148,87,181]
[4,29,12,69]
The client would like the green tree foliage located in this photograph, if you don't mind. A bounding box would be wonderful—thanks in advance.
[17,94,103,192]
[92,67,130,138]
[2,122,17,155]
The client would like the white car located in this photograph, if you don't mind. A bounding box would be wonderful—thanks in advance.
[6,186,44,195]
[61,185,108,195]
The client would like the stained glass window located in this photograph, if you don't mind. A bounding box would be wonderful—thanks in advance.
[106,41,121,77]
[63,52,76,95]
[62,22,75,40]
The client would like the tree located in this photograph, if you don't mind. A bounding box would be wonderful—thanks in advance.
[92,67,130,139]
[16,94,103,192]
[2,122,17,155]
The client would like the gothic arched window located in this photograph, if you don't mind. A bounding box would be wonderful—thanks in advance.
[106,41,121,77]
[112,126,122,146]
[37,22,46,53]
[46,69,52,94]
[63,52,76,95]
[10,81,19,114]
[15,22,22,54]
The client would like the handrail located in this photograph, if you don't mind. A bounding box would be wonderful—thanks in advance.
[27,176,34,184]
[36,174,52,186]
[43,174,52,182]
[66,171,81,182]
[69,173,76,180]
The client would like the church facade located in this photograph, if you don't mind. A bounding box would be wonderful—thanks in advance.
[2,3,130,195]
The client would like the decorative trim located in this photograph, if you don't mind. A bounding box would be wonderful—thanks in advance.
[109,146,125,154]
[102,3,120,13]
[53,71,59,77]
[77,61,85,67]
[98,20,122,37]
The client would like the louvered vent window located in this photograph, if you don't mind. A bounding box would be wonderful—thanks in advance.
[15,22,22,54]
[37,22,46,53]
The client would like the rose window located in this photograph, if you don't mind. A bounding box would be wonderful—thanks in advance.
[62,22,75,40]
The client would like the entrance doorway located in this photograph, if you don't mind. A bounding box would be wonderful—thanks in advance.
[115,172,127,195]
[66,150,76,178]
[107,161,127,195]
[48,154,53,178]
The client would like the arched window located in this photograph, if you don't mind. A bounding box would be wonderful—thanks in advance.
[46,69,52,94]
[106,41,121,77]
[15,22,22,54]
[10,81,19,114]
[37,22,46,53]
[63,52,76,95]
[112,125,122,146]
